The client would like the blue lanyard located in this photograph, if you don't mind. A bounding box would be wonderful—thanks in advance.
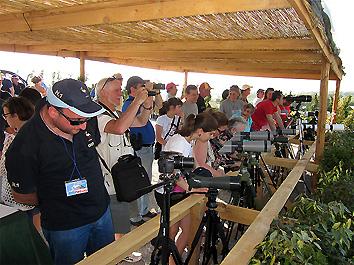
[59,137,83,181]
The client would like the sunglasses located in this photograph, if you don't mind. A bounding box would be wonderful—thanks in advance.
[101,76,123,91]
[55,107,90,126]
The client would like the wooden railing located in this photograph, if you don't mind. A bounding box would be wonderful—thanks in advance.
[221,142,316,265]
[77,142,316,265]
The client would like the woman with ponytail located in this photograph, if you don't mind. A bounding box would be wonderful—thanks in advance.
[193,110,229,176]
[154,112,218,262]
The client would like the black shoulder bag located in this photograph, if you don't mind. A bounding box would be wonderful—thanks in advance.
[96,102,151,202]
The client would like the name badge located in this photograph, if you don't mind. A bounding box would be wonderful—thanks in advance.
[65,179,88,197]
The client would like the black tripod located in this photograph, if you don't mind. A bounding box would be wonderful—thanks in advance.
[184,188,228,265]
[150,175,183,265]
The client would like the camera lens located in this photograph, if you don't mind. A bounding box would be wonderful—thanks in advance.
[174,156,194,169]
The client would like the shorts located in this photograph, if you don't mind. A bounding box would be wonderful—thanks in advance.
[109,195,131,234]
[154,191,189,209]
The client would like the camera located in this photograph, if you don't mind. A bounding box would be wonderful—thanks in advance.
[285,95,312,103]
[153,83,165,90]
[158,152,194,174]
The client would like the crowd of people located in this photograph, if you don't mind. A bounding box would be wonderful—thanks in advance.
[0,72,288,265]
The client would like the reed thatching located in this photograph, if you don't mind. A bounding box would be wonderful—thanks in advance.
[0,0,343,80]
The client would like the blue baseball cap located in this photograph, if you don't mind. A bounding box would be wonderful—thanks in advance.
[47,78,104,118]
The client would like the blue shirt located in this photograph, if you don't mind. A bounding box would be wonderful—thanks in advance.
[122,96,155,144]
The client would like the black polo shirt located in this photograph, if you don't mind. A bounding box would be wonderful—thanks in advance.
[5,99,109,231]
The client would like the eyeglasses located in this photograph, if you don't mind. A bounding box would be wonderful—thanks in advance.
[2,112,12,119]
[101,76,123,91]
[55,107,90,126]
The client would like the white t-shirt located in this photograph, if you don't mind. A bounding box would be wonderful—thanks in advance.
[96,112,134,195]
[253,97,263,107]
[164,134,193,157]
[156,134,193,194]
[156,114,181,150]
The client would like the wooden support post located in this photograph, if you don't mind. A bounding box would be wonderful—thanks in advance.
[331,79,341,124]
[182,70,188,98]
[79,51,85,82]
[314,58,330,189]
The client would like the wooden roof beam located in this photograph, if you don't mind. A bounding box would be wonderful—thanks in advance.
[106,57,336,80]
[289,0,343,80]
[20,39,319,52]
[0,0,291,33]
[86,50,322,62]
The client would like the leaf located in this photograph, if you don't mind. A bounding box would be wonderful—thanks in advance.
[270,230,278,241]
[313,242,322,250]
[332,222,341,229]
[297,240,304,249]
[270,255,276,265]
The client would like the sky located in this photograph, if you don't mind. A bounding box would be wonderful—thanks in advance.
[0,0,352,100]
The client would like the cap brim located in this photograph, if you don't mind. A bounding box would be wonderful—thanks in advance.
[70,101,105,118]
[46,87,105,118]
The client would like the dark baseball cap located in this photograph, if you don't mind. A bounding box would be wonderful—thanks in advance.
[126,76,144,90]
[47,78,104,118]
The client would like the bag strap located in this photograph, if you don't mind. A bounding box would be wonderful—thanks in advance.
[163,116,176,140]
[96,149,112,174]
[98,101,119,120]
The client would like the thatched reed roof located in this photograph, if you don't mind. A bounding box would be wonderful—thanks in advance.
[0,0,343,80]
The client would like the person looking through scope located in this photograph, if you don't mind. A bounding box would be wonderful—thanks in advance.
[154,112,218,263]
[251,90,285,132]
[193,110,228,177]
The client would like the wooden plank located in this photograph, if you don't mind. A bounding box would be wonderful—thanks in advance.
[86,50,322,62]
[108,58,321,71]
[289,138,315,146]
[77,195,205,265]
[289,0,343,80]
[331,79,341,123]
[188,198,206,265]
[8,39,319,52]
[217,203,260,225]
[0,0,291,33]
[262,153,318,173]
[221,143,316,265]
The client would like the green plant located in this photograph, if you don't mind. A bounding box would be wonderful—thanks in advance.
[321,130,354,172]
[316,162,354,212]
[335,95,353,123]
[252,198,354,265]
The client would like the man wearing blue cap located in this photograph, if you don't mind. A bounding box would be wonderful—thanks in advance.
[5,79,114,265]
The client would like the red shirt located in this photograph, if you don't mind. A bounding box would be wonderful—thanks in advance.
[279,105,291,122]
[251,100,277,131]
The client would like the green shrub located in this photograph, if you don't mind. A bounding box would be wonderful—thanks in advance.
[321,131,354,172]
[251,198,354,265]
[317,162,354,211]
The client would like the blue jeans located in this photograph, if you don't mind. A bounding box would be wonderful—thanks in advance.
[43,207,114,265]
[131,146,153,222]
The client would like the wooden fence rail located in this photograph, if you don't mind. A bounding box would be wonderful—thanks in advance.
[77,142,316,265]
[220,142,316,265]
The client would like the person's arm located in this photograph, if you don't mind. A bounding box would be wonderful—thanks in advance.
[104,87,149,134]
[154,93,163,111]
[274,112,285,130]
[193,140,223,177]
[11,190,39,205]
[5,138,39,206]
[266,114,277,131]
[155,124,166,145]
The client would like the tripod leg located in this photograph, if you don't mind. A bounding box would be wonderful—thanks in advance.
[184,214,208,265]
[169,239,183,265]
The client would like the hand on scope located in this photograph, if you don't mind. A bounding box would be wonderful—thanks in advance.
[190,188,209,193]
[134,87,148,105]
